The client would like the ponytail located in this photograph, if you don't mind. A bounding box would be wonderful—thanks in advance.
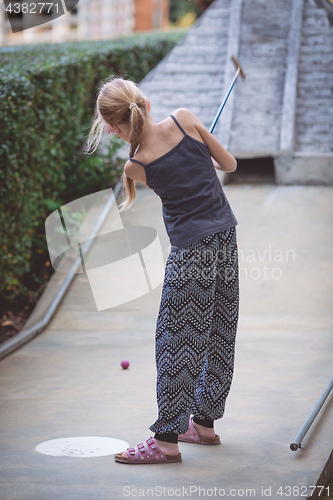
[84,77,148,212]
[128,103,145,157]
[119,101,147,212]
[119,171,136,212]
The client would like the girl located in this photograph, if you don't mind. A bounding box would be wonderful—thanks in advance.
[85,76,239,465]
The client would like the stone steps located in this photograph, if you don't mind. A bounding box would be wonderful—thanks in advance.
[228,0,292,156]
[294,0,333,154]
[139,0,231,128]
[150,62,225,73]
[134,0,333,183]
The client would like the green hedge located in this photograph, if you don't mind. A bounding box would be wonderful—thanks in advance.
[0,30,186,312]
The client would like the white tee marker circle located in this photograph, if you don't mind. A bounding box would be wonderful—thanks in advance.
[35,436,129,457]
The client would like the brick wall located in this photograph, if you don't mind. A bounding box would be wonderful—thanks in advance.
[134,0,170,31]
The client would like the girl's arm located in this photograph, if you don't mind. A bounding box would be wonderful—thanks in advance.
[173,108,237,172]
[211,156,227,171]
[124,160,150,189]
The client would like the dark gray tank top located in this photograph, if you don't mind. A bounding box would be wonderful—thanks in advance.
[128,114,238,249]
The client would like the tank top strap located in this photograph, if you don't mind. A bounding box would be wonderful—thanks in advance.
[170,114,187,136]
[128,155,145,167]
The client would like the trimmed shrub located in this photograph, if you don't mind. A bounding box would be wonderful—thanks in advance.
[0,30,186,312]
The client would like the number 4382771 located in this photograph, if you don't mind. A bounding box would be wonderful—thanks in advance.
[276,485,330,497]
[5,3,59,15]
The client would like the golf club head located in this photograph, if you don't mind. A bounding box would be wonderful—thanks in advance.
[231,56,246,80]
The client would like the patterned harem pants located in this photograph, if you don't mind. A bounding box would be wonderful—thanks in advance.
[149,226,239,435]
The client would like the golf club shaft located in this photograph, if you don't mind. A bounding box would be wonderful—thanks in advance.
[290,373,333,451]
[209,67,241,134]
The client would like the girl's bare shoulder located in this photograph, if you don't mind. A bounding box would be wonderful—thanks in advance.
[172,108,204,143]
[172,108,200,125]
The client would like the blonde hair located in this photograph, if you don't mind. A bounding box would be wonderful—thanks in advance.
[84,76,148,211]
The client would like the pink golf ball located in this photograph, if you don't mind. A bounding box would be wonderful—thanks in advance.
[121,360,130,369]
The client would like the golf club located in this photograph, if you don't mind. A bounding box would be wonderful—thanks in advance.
[209,55,246,134]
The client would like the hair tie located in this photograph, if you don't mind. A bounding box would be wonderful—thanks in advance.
[129,102,137,110]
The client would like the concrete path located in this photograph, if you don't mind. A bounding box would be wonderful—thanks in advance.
[0,184,332,500]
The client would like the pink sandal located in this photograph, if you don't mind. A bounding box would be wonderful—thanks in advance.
[114,437,182,464]
[178,416,221,445]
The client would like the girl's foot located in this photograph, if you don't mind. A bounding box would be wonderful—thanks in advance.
[192,420,216,439]
[119,438,179,458]
[178,416,221,445]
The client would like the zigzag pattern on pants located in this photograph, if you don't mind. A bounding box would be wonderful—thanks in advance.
[149,226,239,435]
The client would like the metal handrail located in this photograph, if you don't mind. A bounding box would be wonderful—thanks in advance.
[0,181,123,361]
[290,374,333,451]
